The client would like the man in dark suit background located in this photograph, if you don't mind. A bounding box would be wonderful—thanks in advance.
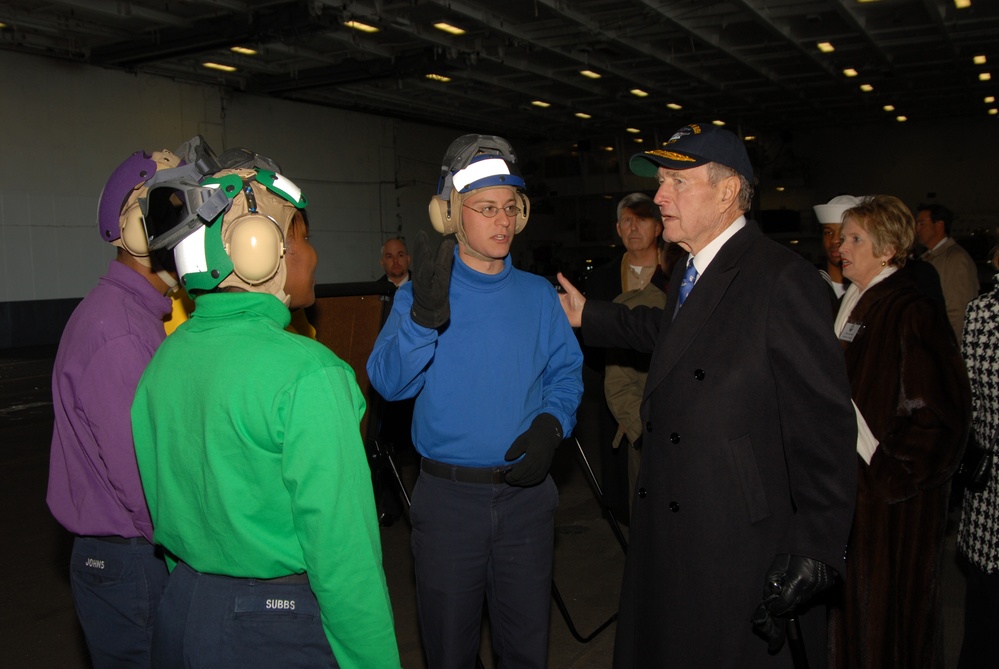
[373,236,413,525]
[557,123,857,668]
[378,237,412,287]
[584,193,667,523]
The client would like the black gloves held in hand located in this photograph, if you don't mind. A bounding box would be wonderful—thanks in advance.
[410,230,456,329]
[751,553,836,653]
[504,413,563,487]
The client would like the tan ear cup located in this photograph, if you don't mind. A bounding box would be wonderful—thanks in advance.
[119,203,150,257]
[428,195,455,234]
[429,190,468,235]
[225,214,286,284]
[515,192,530,233]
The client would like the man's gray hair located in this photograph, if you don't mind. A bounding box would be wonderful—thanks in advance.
[706,163,754,212]
[616,192,661,222]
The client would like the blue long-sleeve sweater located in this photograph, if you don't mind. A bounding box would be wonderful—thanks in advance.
[367,249,583,467]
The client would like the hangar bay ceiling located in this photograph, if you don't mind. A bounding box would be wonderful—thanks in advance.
[1,0,996,147]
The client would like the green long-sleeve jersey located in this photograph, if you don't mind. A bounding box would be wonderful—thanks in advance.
[132,292,400,669]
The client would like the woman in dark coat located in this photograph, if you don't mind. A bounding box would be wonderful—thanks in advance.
[828,194,970,669]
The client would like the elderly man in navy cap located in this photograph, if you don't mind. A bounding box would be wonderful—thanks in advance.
[557,123,858,668]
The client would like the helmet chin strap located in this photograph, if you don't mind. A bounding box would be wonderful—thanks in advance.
[112,238,151,265]
[454,222,495,263]
[157,270,178,290]
[112,239,179,293]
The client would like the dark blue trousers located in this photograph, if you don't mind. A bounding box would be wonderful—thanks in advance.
[70,536,169,668]
[410,472,558,669]
[152,562,337,669]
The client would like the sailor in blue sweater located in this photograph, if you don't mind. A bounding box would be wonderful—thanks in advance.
[368,134,583,668]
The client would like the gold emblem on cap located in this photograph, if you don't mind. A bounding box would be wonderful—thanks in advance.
[644,149,697,163]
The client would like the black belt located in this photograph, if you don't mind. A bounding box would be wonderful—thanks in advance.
[421,457,510,484]
[84,535,150,545]
[178,562,310,585]
[257,573,310,585]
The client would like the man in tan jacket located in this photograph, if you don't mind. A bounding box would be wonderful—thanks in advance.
[915,203,979,340]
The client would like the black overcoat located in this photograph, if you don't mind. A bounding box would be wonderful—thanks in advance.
[583,222,858,668]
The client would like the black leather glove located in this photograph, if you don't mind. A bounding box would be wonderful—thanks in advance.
[504,413,563,487]
[751,553,836,653]
[410,230,456,329]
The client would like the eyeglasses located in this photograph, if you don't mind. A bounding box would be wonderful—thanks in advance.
[462,203,521,219]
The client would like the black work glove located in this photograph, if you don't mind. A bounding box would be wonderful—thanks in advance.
[751,553,836,653]
[410,230,456,329]
[504,413,563,487]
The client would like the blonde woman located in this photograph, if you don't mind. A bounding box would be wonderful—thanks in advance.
[829,194,971,669]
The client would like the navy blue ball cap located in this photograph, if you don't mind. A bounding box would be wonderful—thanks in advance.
[629,123,754,181]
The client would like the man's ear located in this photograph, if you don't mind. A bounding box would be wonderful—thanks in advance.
[719,175,739,207]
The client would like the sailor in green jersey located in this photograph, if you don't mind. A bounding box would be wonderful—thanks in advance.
[131,160,401,669]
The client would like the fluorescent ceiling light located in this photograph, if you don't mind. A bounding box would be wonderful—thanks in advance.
[344,20,379,33]
[974,55,987,65]
[985,96,996,104]
[425,73,451,82]
[575,112,592,119]
[744,135,757,142]
[433,22,466,35]
[776,187,785,192]
[979,72,992,81]
[603,146,614,152]
[954,0,971,8]
[634,138,644,144]
[712,120,725,126]
[203,62,237,72]
[860,83,874,92]
[883,104,895,111]
[531,100,551,108]
[630,88,649,97]
[989,108,997,115]
[817,42,835,53]
[230,46,257,56]
[896,115,908,122]
[626,127,640,134]
[843,68,858,77]
[579,69,601,79]
[666,103,683,110]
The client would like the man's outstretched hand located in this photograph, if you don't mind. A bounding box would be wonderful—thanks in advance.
[556,272,585,328]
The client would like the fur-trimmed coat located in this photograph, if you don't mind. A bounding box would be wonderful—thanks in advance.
[829,267,971,669]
